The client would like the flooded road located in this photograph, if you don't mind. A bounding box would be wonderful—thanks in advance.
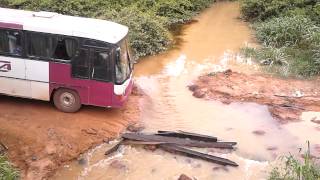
[53,1,320,180]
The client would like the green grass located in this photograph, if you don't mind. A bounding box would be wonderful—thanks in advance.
[0,155,19,180]
[240,0,320,77]
[269,142,320,180]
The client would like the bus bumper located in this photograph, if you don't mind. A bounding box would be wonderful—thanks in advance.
[112,79,133,108]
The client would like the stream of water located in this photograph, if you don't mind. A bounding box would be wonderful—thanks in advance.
[53,2,320,180]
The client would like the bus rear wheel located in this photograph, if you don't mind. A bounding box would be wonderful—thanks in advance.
[53,88,81,113]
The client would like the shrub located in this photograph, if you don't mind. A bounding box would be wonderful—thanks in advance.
[240,0,319,22]
[154,0,194,25]
[101,7,171,59]
[269,142,320,180]
[1,0,214,59]
[0,155,19,180]
[254,16,320,48]
[241,0,320,78]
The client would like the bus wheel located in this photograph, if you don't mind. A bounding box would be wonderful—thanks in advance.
[53,88,81,113]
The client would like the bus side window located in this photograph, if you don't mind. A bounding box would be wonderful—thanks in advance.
[92,50,111,82]
[0,29,22,56]
[26,32,56,59]
[72,49,90,79]
[53,38,77,61]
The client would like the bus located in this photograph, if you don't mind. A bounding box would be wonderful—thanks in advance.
[0,8,134,113]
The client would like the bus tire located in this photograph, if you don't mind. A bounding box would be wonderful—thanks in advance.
[53,88,82,113]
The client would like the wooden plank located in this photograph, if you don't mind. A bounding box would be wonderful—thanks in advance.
[159,144,238,167]
[123,140,236,147]
[123,140,166,145]
[122,133,235,149]
[157,130,218,142]
[105,139,123,156]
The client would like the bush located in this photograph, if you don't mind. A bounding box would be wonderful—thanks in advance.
[101,7,171,58]
[240,0,319,23]
[1,0,214,59]
[254,16,320,48]
[241,0,320,77]
[269,143,320,180]
[0,155,19,180]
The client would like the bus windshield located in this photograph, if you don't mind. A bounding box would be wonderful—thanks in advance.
[115,39,132,84]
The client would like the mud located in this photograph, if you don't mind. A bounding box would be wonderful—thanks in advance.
[190,70,320,123]
[51,2,320,179]
[0,86,143,179]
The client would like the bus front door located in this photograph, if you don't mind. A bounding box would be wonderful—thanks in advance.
[88,49,113,107]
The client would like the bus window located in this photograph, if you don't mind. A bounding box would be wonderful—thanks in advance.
[72,48,90,79]
[92,50,111,82]
[115,40,131,84]
[27,32,57,59]
[53,38,77,61]
[0,29,22,56]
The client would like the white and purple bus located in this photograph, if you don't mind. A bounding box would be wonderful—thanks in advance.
[0,8,133,112]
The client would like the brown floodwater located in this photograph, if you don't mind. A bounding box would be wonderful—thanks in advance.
[53,1,320,180]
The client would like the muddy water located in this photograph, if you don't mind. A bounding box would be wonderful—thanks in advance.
[53,1,320,180]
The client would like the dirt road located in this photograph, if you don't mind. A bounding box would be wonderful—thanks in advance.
[190,70,320,123]
[0,87,142,179]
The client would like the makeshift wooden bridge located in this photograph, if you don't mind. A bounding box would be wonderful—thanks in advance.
[105,130,239,167]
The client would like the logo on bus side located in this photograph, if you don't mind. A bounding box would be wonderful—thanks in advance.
[0,61,11,72]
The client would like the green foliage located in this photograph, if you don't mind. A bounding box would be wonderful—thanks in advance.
[0,155,19,180]
[241,46,290,76]
[240,0,319,23]
[1,0,214,59]
[254,16,320,48]
[268,142,320,180]
[101,7,170,58]
[240,0,320,77]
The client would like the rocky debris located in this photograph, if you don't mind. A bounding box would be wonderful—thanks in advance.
[252,130,266,136]
[188,84,200,92]
[223,69,233,76]
[144,145,158,152]
[127,123,145,133]
[82,128,98,135]
[178,174,193,180]
[31,155,38,161]
[78,158,87,165]
[266,146,278,151]
[0,142,8,154]
[151,168,157,174]
[191,70,320,122]
[212,166,229,172]
[109,160,127,170]
[131,84,145,96]
[192,90,206,99]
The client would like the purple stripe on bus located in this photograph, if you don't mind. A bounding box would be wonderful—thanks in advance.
[0,22,23,30]
[49,62,115,107]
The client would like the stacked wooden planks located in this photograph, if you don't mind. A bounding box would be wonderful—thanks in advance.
[105,130,238,167]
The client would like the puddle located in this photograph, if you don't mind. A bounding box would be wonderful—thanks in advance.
[52,1,319,180]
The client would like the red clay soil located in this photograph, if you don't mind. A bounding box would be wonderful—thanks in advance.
[0,85,143,180]
[190,70,320,123]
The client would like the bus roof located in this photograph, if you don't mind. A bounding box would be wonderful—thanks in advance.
[0,8,129,44]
